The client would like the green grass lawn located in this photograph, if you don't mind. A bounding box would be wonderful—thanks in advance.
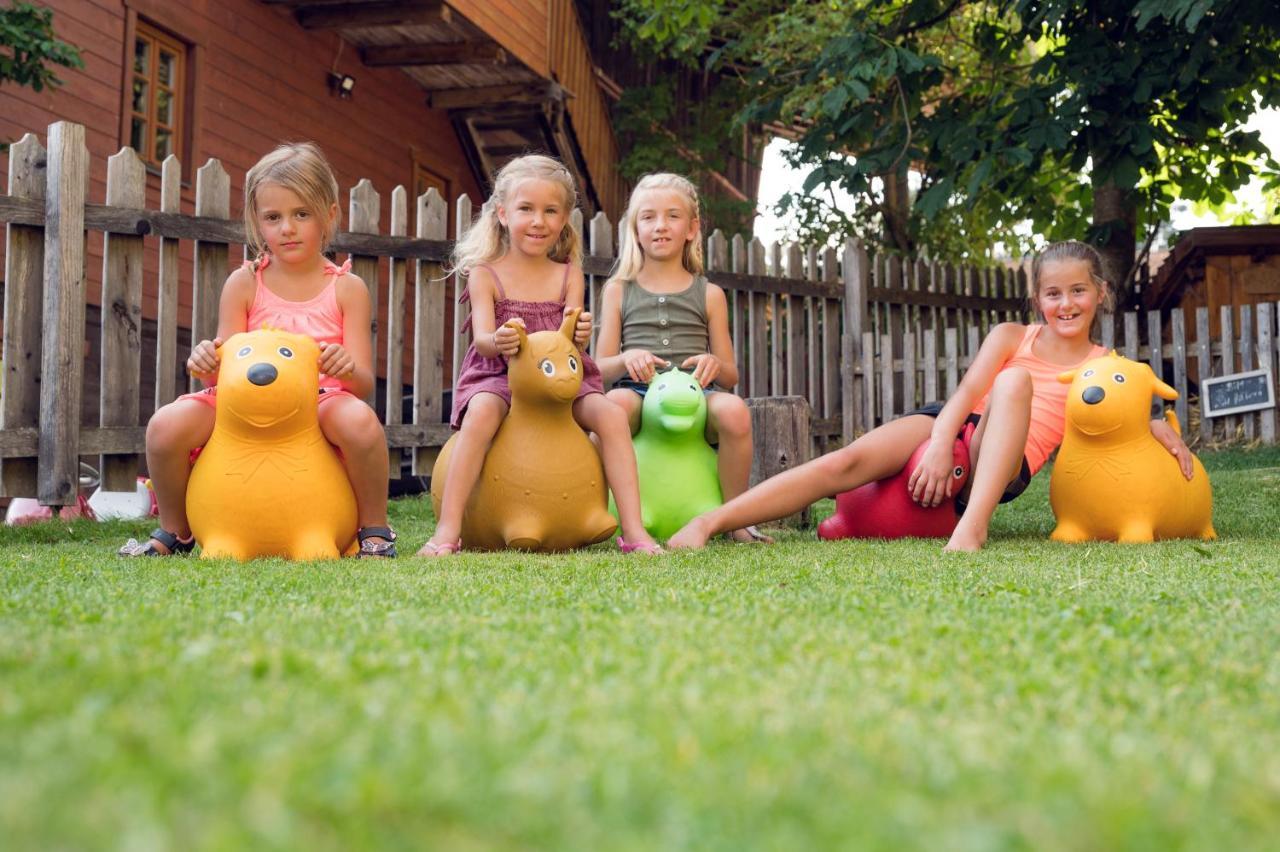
[3,447,1280,850]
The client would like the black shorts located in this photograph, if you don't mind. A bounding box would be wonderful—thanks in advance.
[902,401,1032,511]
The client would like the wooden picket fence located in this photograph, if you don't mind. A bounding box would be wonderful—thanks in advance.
[1,122,1276,507]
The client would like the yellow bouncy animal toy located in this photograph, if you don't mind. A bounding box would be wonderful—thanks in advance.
[1050,352,1215,543]
[431,309,617,551]
[186,328,358,560]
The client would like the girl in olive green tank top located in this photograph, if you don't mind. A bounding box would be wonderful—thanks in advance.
[594,173,771,543]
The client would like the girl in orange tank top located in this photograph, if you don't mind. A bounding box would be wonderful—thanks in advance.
[119,143,396,558]
[667,241,1194,553]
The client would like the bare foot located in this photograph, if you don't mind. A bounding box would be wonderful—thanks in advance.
[668,516,714,550]
[618,527,663,554]
[726,526,774,544]
[943,525,987,552]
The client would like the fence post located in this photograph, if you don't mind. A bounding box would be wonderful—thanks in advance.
[1240,304,1256,442]
[1196,306,1212,444]
[191,159,229,392]
[99,147,146,491]
[785,243,806,397]
[452,195,473,391]
[589,210,613,354]
[769,242,783,395]
[1170,308,1188,432]
[37,121,88,507]
[2,133,46,498]
[805,245,821,416]
[386,185,408,476]
[747,237,768,398]
[348,179,381,409]
[155,154,182,409]
[1258,303,1276,444]
[413,187,448,475]
[731,234,747,392]
[841,237,868,442]
[821,247,840,448]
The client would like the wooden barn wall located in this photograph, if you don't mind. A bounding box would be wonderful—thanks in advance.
[0,0,484,391]
[446,0,550,78]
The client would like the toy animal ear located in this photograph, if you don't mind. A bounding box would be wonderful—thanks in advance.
[1152,372,1178,400]
[559,308,580,342]
[503,319,528,350]
[1058,369,1077,384]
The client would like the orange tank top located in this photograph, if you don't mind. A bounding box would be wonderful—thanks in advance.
[244,254,350,391]
[970,324,1106,474]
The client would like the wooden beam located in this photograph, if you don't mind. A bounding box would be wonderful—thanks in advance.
[428,82,561,110]
[362,42,507,67]
[295,1,450,30]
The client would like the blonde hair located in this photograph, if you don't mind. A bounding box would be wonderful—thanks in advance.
[243,142,340,259]
[1029,240,1116,340]
[609,173,704,288]
[451,154,582,273]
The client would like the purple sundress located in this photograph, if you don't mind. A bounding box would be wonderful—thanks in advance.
[450,261,604,429]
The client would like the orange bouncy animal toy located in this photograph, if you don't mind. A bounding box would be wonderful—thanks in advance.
[430,309,617,551]
[186,329,359,559]
[1050,352,1215,543]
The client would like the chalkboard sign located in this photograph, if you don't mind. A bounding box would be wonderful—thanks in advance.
[1202,369,1276,418]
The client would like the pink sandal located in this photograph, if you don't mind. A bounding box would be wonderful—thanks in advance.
[617,537,664,555]
[417,539,461,557]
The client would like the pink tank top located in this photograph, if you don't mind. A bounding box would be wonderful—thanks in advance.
[970,324,1106,474]
[244,254,350,391]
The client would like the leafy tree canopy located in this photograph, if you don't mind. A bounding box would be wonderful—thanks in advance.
[0,1,82,91]
[616,0,1280,296]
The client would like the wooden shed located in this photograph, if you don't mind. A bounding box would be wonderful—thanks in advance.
[1145,225,1280,333]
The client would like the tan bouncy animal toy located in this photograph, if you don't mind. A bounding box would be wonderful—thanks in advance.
[431,309,617,551]
[186,328,359,559]
[1050,352,1215,543]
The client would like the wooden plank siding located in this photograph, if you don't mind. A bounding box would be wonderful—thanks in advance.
[547,0,623,217]
[0,0,485,400]
[446,0,550,78]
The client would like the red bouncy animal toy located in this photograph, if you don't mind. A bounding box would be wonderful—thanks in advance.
[818,436,971,540]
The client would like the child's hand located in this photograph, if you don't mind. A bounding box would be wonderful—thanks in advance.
[493,318,525,358]
[187,338,222,378]
[681,353,721,388]
[623,349,667,383]
[318,342,355,378]
[1150,417,1194,480]
[567,307,593,348]
[906,441,955,507]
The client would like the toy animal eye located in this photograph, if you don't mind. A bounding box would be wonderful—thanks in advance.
[539,358,555,376]
[953,466,964,478]
[567,356,578,372]
[1082,369,1095,377]
[1112,373,1125,383]
[236,346,252,358]
[278,346,294,359]
[657,383,667,391]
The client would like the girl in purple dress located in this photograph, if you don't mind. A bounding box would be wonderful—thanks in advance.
[418,156,661,556]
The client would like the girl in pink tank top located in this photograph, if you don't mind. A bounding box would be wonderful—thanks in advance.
[667,241,1195,553]
[119,142,397,558]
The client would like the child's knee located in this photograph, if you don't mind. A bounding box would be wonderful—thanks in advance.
[712,396,752,441]
[993,366,1033,400]
[146,404,209,454]
[324,402,385,452]
[595,399,632,437]
[460,396,507,435]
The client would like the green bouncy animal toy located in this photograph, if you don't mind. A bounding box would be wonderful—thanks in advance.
[615,367,722,540]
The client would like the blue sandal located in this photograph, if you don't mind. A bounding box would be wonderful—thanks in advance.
[118,528,196,557]
[357,526,398,558]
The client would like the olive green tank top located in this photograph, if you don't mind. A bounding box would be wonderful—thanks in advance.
[619,275,710,368]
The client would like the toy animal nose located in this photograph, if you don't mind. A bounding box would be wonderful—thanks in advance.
[247,363,278,386]
[1082,385,1105,405]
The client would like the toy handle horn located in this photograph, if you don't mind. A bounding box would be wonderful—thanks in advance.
[559,307,581,344]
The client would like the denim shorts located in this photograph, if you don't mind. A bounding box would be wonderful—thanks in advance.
[902,401,1032,510]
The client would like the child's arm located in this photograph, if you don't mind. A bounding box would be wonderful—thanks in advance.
[187,266,254,386]
[907,322,1025,506]
[561,265,593,349]
[1149,414,1194,480]
[681,282,739,389]
[329,273,376,398]
[594,279,666,383]
[467,267,523,359]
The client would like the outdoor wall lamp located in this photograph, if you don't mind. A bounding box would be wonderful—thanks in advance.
[328,72,356,98]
